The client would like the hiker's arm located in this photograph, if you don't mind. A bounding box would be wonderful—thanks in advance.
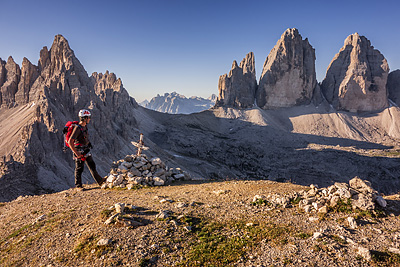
[68,138,81,157]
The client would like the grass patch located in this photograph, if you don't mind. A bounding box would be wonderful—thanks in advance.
[100,209,112,219]
[291,197,302,205]
[330,235,347,245]
[354,208,386,219]
[4,224,31,241]
[251,198,270,206]
[179,218,292,266]
[296,232,312,239]
[74,234,113,258]
[330,199,353,214]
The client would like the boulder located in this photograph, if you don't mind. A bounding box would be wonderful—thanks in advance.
[347,216,357,229]
[156,210,170,219]
[351,193,375,211]
[114,203,125,213]
[214,52,257,108]
[349,177,377,197]
[257,28,316,109]
[376,196,387,207]
[153,177,165,186]
[357,247,371,261]
[113,174,124,186]
[151,157,162,165]
[97,238,112,246]
[321,33,389,111]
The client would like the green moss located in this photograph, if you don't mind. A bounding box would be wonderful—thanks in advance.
[251,198,270,206]
[74,234,112,258]
[330,199,353,214]
[296,232,312,239]
[291,197,302,205]
[179,218,292,266]
[100,209,112,219]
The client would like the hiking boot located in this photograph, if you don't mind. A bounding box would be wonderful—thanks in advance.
[99,177,107,186]
[75,185,84,192]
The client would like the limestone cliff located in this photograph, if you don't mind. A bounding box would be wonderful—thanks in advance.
[215,52,257,108]
[257,28,316,109]
[321,33,389,112]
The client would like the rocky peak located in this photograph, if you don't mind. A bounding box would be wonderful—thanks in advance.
[239,52,255,75]
[321,33,389,112]
[256,28,316,109]
[215,52,257,109]
[91,71,131,109]
[0,56,21,108]
[38,46,50,71]
[15,57,39,104]
[0,58,6,87]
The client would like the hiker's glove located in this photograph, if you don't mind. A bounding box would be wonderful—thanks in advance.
[88,142,93,149]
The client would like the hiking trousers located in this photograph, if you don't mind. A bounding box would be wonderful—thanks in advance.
[74,155,103,186]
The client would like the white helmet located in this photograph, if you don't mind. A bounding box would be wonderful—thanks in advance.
[78,109,91,117]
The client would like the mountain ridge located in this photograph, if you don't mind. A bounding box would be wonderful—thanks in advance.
[0,32,400,202]
[140,92,216,114]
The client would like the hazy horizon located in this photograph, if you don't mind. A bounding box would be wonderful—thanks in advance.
[1,0,399,102]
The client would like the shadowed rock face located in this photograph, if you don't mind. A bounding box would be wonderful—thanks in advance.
[0,57,21,108]
[388,70,400,106]
[257,28,316,109]
[215,52,257,108]
[321,33,389,112]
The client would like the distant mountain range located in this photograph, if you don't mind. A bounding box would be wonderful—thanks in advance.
[139,92,216,114]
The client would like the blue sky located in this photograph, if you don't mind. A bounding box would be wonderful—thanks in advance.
[1,0,399,102]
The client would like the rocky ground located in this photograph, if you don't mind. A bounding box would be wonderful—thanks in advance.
[1,179,400,267]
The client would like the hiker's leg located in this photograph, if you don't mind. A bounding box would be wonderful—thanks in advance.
[75,158,84,186]
[85,156,103,185]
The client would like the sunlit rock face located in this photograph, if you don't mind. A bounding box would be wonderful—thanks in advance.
[256,28,316,109]
[215,52,257,109]
[321,33,389,112]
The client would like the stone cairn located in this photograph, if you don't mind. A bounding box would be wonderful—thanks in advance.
[101,154,190,189]
[252,177,387,213]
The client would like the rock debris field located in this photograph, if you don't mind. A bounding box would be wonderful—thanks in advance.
[2,177,400,266]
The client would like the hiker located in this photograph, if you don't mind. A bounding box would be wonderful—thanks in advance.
[67,109,105,189]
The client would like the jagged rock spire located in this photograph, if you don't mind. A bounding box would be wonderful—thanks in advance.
[321,33,389,112]
[0,56,21,108]
[256,28,316,109]
[214,52,257,108]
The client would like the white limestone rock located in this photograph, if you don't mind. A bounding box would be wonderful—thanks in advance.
[151,157,162,165]
[257,28,316,109]
[321,33,389,112]
[215,52,257,109]
[113,174,124,186]
[153,177,165,186]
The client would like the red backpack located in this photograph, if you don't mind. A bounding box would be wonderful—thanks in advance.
[62,121,83,150]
